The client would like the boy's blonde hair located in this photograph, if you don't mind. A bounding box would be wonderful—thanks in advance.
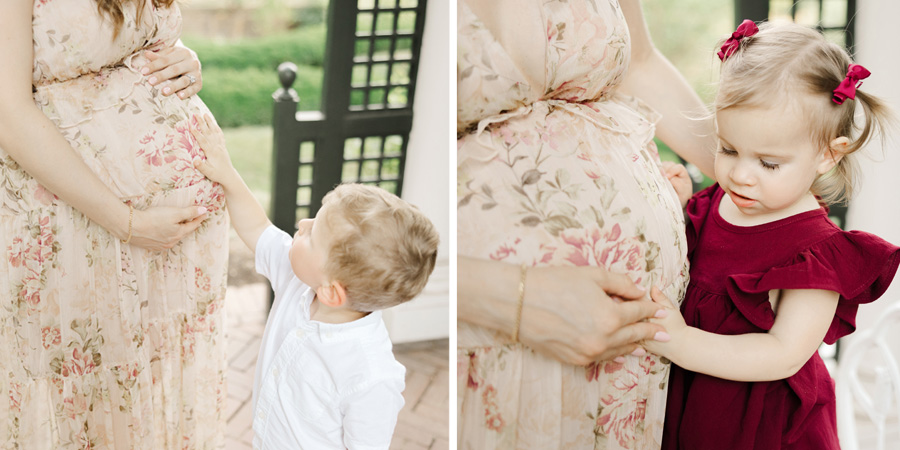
[320,184,439,312]
[715,22,892,205]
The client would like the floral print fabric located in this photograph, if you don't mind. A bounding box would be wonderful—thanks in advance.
[0,1,228,448]
[457,1,689,448]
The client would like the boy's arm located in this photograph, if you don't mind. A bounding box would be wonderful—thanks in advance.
[342,381,405,450]
[644,287,839,382]
[191,114,272,251]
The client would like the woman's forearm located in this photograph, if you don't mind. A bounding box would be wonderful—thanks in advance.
[619,50,717,178]
[457,255,665,365]
[457,255,520,337]
[0,0,129,238]
[0,106,130,239]
[618,0,717,178]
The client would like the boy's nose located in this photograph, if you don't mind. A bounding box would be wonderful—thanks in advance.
[297,218,313,234]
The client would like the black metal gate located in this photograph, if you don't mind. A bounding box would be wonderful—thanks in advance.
[270,0,428,236]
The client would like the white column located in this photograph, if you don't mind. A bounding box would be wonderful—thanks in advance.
[382,0,450,343]
[826,5,900,447]
[845,0,900,338]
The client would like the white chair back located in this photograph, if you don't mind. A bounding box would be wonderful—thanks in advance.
[836,301,900,450]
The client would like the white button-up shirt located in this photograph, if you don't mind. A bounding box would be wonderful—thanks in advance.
[252,226,406,450]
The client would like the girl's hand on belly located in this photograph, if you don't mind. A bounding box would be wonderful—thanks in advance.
[141,44,202,99]
[643,286,684,359]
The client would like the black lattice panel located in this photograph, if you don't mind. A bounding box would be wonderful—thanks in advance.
[341,135,406,194]
[351,0,419,111]
[295,141,316,220]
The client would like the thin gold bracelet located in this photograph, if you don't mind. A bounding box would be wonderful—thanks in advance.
[122,204,134,244]
[512,263,527,343]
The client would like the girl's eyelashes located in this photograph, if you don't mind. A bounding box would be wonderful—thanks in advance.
[760,160,779,170]
[719,147,780,170]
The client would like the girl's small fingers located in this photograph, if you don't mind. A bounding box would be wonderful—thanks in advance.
[650,286,675,308]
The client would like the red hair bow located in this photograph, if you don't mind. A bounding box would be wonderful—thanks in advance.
[718,20,759,61]
[832,64,871,105]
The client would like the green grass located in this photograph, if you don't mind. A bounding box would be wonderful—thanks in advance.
[223,125,273,212]
[198,65,322,128]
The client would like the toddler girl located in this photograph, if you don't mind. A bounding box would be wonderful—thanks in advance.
[646,20,900,450]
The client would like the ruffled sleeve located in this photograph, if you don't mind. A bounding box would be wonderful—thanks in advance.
[684,184,719,257]
[725,230,900,343]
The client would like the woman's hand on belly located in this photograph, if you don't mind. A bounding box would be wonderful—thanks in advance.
[519,266,669,366]
[141,41,202,99]
[128,205,209,251]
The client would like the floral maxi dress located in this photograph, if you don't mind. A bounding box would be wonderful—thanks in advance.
[0,1,228,448]
[457,1,689,449]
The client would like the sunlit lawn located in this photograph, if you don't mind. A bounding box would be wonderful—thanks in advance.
[222,125,273,213]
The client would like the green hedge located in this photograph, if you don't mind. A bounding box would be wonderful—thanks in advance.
[183,26,326,127]
[198,65,322,128]
[183,25,326,71]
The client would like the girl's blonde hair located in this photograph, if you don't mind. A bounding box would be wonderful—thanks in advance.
[715,22,891,205]
[95,0,176,39]
[321,184,439,312]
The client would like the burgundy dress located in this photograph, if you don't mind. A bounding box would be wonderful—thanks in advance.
[662,184,900,450]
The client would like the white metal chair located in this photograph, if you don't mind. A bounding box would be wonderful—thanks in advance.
[836,301,900,450]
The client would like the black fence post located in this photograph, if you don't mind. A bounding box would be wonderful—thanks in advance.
[271,62,303,235]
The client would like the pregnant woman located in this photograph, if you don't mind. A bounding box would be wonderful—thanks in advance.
[457,0,716,448]
[0,1,228,448]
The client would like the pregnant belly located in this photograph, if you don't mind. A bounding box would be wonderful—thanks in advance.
[32,61,220,207]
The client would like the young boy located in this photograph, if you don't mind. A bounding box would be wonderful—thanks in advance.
[190,114,440,449]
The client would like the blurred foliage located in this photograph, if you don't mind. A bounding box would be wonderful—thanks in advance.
[643,0,733,187]
[183,25,326,71]
[183,25,325,127]
[641,0,734,103]
[198,65,322,128]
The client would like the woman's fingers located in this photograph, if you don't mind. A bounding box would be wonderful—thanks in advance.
[597,343,642,363]
[125,206,210,251]
[607,320,665,350]
[616,298,664,326]
[650,286,677,309]
[142,48,201,97]
[176,205,208,224]
[593,268,646,300]
[176,213,208,239]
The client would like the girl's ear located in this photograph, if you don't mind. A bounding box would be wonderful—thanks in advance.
[818,136,850,174]
[316,281,349,308]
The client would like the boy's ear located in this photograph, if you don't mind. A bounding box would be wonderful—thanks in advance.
[819,136,850,174]
[316,281,348,308]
